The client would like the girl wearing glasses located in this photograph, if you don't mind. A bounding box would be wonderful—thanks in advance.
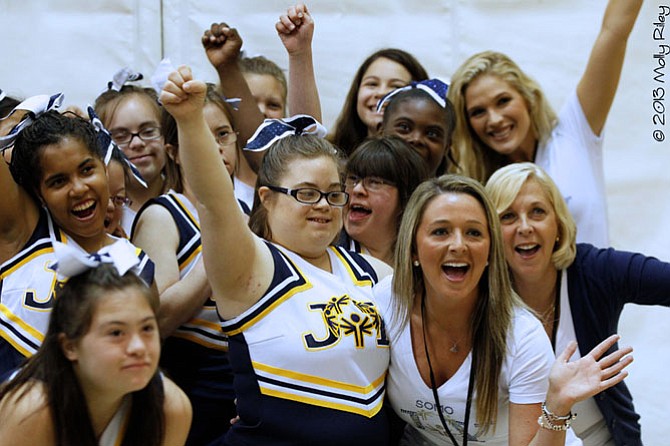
[339,136,430,266]
[130,84,246,445]
[94,84,170,235]
[161,65,393,445]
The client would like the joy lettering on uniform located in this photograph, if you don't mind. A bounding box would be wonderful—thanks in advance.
[303,295,389,350]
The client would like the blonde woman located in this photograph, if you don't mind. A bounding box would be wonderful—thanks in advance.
[376,174,632,445]
[486,162,670,445]
[448,0,642,248]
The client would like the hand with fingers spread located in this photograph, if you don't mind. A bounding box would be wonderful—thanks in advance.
[159,66,207,121]
[545,334,633,416]
[276,3,314,56]
[202,23,243,71]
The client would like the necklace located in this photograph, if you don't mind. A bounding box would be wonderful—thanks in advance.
[421,292,475,446]
[538,303,556,325]
[422,304,467,353]
[535,271,562,349]
[449,336,466,353]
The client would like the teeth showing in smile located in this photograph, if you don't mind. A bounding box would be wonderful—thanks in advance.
[515,244,540,255]
[309,217,330,224]
[71,200,96,218]
[489,126,511,140]
[442,262,469,280]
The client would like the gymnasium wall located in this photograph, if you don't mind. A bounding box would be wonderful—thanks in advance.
[1,1,668,441]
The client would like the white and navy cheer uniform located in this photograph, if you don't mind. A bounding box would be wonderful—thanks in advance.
[0,207,154,379]
[134,192,235,445]
[221,242,390,446]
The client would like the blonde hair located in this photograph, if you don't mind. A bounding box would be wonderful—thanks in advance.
[240,56,287,102]
[393,174,522,433]
[485,162,577,269]
[448,51,558,182]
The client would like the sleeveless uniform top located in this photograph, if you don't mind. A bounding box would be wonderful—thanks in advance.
[136,192,227,351]
[337,230,369,256]
[221,242,390,446]
[0,208,154,378]
[134,192,236,444]
[99,395,131,446]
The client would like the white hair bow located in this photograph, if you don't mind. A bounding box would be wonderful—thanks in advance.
[375,78,450,113]
[52,240,140,281]
[0,93,64,151]
[106,67,144,92]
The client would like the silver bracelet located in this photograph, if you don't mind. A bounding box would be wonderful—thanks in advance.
[541,402,574,421]
[537,402,577,431]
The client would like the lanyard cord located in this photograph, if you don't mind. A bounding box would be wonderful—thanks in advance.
[421,292,476,446]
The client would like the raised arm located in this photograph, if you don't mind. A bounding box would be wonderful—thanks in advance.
[202,23,265,172]
[0,113,40,262]
[577,0,643,135]
[276,3,322,122]
[159,66,272,319]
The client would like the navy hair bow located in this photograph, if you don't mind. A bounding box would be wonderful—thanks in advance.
[376,78,450,113]
[0,93,64,152]
[244,114,328,152]
[86,106,148,188]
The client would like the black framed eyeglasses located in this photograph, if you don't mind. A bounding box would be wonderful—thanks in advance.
[344,175,396,191]
[266,185,349,207]
[110,127,162,147]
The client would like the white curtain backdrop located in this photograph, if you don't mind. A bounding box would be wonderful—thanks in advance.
[1,1,668,442]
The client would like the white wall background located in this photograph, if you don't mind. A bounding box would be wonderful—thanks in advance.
[1,0,668,442]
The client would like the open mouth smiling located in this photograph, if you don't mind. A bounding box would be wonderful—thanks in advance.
[71,199,96,219]
[515,243,540,256]
[442,262,469,280]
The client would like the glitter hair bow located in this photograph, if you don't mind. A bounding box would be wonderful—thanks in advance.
[52,240,141,281]
[376,78,450,113]
[0,93,64,152]
[244,114,328,152]
[86,106,148,188]
[106,67,144,92]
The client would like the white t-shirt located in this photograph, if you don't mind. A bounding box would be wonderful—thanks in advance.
[535,90,608,247]
[374,277,581,445]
